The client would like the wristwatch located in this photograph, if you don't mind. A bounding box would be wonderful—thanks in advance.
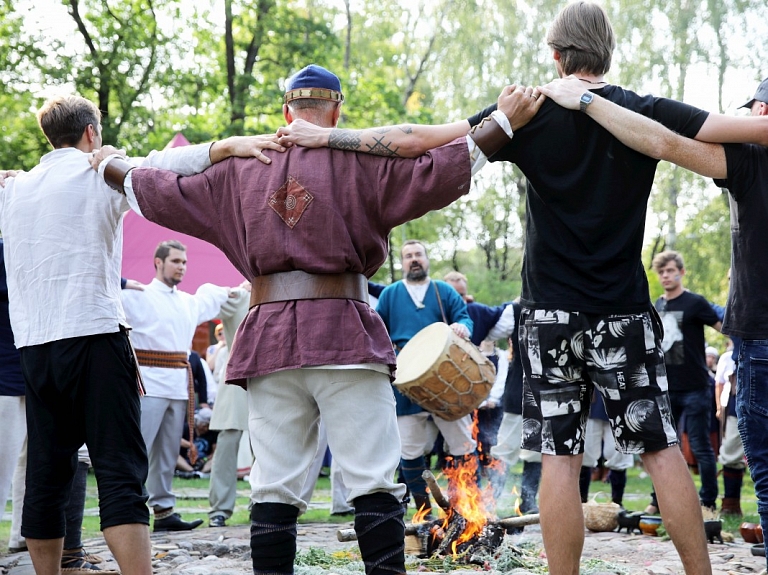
[579,91,594,113]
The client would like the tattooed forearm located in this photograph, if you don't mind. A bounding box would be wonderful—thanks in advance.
[367,135,401,157]
[329,129,403,157]
[329,130,362,151]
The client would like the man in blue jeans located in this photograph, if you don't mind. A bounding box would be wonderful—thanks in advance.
[648,250,721,513]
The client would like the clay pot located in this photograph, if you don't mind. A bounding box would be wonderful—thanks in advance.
[741,522,760,543]
[639,515,663,536]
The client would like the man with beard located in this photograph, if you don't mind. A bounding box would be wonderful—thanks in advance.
[375,240,475,516]
[121,240,237,532]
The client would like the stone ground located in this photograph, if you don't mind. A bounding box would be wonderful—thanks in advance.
[2,487,766,575]
[1,520,765,575]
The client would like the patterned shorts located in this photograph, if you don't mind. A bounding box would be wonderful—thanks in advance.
[519,308,678,456]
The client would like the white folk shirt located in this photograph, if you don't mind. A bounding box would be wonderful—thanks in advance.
[0,144,212,348]
[122,279,229,400]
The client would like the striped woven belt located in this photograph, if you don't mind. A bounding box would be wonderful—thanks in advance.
[134,349,198,464]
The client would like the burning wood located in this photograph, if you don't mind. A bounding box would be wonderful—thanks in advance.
[337,464,540,564]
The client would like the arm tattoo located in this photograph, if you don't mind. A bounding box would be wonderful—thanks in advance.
[329,129,403,157]
[329,129,362,151]
[366,135,401,157]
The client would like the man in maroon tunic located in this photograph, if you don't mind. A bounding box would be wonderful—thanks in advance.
[93,65,542,575]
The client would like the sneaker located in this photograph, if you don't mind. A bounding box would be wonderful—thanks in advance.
[209,515,227,528]
[153,512,204,532]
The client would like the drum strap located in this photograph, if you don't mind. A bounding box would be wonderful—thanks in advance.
[433,282,448,324]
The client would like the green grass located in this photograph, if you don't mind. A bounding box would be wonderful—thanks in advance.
[1,462,761,554]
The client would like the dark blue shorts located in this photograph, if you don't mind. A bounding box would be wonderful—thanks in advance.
[519,308,678,456]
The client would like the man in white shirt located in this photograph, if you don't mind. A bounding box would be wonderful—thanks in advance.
[0,95,280,575]
[122,240,237,531]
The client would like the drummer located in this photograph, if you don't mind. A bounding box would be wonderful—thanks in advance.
[375,240,477,516]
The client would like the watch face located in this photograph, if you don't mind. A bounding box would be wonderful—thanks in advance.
[580,92,594,111]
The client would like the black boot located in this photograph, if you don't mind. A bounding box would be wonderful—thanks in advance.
[153,508,204,532]
[608,469,627,507]
[354,493,406,575]
[520,461,541,514]
[400,456,430,512]
[250,502,300,575]
[579,466,592,503]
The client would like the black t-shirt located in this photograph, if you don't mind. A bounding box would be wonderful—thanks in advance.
[468,87,708,314]
[655,290,719,391]
[714,144,768,339]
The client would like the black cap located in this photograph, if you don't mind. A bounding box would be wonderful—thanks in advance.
[738,77,768,109]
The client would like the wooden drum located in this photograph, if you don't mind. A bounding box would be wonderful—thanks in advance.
[394,322,496,421]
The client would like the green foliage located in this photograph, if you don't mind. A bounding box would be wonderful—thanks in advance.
[0,0,765,302]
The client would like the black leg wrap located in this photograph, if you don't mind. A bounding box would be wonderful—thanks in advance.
[250,503,300,575]
[354,493,406,575]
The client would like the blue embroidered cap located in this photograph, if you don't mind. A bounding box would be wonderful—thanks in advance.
[284,64,344,105]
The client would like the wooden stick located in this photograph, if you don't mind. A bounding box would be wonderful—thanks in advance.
[496,514,541,529]
[336,514,539,542]
[422,470,451,510]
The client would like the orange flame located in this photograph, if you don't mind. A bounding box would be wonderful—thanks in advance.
[510,485,521,516]
[412,503,431,524]
[441,454,490,545]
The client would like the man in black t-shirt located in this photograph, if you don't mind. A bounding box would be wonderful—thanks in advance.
[651,251,721,512]
[538,72,768,569]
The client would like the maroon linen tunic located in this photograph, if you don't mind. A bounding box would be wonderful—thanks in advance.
[129,139,471,387]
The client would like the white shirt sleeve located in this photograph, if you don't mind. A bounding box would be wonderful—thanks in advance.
[99,143,214,217]
[136,143,214,175]
[193,283,232,325]
[489,351,508,403]
[487,304,516,342]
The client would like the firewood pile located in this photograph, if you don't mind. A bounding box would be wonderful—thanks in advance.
[337,470,540,564]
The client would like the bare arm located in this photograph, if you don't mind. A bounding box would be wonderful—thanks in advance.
[276,84,544,158]
[276,118,470,158]
[209,134,286,164]
[538,76,727,179]
[695,113,768,146]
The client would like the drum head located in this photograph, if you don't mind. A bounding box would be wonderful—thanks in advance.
[393,322,450,384]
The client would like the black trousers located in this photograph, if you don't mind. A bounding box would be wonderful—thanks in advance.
[20,330,149,539]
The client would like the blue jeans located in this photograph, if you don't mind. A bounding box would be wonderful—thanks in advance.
[736,339,768,566]
[668,389,718,507]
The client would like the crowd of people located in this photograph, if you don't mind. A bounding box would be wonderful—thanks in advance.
[1,2,768,575]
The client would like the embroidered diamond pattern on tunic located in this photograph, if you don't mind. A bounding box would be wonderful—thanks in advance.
[268,176,313,229]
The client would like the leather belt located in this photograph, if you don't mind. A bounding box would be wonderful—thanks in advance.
[250,270,368,308]
[134,349,198,465]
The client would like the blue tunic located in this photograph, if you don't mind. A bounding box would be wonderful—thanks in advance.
[376,279,472,415]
